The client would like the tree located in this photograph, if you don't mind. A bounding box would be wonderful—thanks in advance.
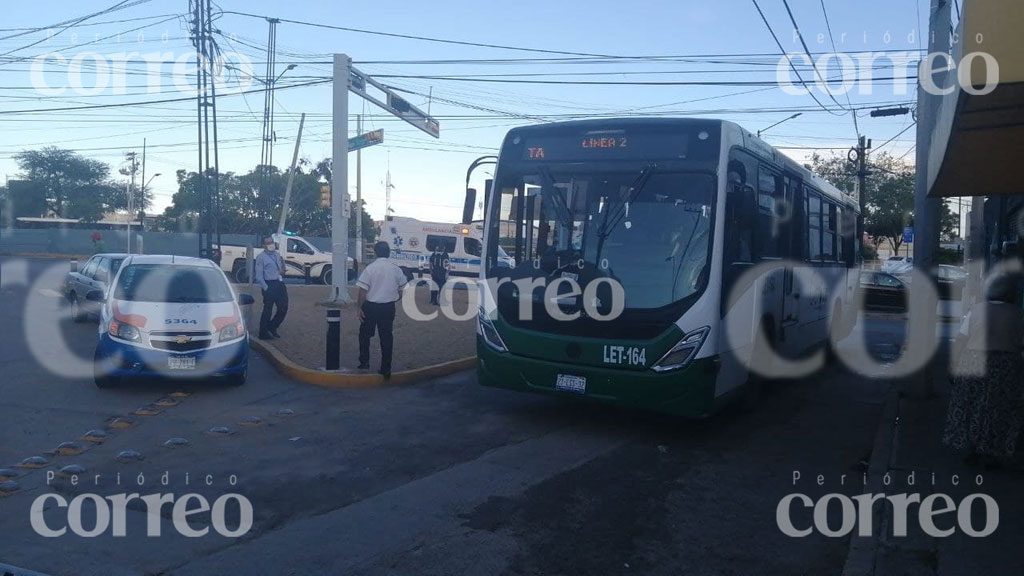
[13,147,123,222]
[809,151,915,253]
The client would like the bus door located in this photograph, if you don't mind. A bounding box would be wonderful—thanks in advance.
[779,176,803,355]
[756,167,786,351]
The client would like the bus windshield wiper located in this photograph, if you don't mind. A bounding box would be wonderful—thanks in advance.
[595,163,656,262]
[537,166,575,234]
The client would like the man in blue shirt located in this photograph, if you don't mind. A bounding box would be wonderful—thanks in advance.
[254,235,288,340]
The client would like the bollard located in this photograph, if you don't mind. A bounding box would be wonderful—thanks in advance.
[326,309,341,371]
[304,264,312,285]
[70,259,78,273]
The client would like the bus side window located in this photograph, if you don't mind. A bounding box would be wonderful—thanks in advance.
[757,166,780,259]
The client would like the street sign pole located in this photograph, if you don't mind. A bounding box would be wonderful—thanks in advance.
[356,114,363,268]
[330,53,351,302]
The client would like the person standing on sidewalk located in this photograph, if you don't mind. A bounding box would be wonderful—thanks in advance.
[428,243,450,306]
[254,235,288,340]
[356,241,408,378]
[943,275,1024,467]
[91,232,106,254]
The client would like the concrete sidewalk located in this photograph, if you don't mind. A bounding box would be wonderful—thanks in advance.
[854,352,1024,575]
[238,282,477,373]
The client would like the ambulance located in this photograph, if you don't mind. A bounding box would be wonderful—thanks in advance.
[379,217,513,279]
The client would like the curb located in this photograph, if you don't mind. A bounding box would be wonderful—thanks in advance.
[249,337,476,388]
[841,383,901,576]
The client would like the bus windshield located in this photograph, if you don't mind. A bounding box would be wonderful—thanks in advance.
[490,169,715,309]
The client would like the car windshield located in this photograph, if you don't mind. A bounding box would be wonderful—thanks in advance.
[114,264,234,303]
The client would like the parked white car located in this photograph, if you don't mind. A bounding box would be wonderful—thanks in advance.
[881,255,914,275]
[217,232,353,284]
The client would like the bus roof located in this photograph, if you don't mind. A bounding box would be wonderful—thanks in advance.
[501,117,856,210]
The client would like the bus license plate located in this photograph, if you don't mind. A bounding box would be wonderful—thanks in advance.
[556,374,586,394]
[168,356,196,370]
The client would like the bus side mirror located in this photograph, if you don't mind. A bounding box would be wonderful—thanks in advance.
[85,290,105,302]
[238,293,255,306]
[463,188,477,224]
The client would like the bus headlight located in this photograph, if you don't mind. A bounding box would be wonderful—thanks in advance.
[651,327,709,372]
[477,307,508,353]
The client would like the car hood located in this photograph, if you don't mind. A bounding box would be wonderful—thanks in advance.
[112,299,241,333]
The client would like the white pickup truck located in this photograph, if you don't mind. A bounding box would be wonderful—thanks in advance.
[218,232,354,285]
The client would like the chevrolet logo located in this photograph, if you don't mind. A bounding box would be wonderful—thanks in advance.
[175,335,193,345]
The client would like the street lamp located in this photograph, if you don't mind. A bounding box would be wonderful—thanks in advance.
[757,113,803,138]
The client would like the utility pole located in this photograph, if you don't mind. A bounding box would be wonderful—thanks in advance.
[121,151,139,254]
[277,113,305,235]
[909,0,953,397]
[356,114,363,264]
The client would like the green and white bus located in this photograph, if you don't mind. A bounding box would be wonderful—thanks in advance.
[476,118,860,417]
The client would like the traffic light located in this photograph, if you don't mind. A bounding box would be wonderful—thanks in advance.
[320,184,331,207]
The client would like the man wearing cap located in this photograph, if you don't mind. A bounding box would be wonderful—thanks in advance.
[356,241,408,378]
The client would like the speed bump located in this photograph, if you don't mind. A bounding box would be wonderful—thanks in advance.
[154,397,180,407]
[275,408,296,417]
[58,464,86,478]
[115,450,145,463]
[0,480,20,497]
[239,416,264,427]
[0,468,18,481]
[108,417,136,429]
[82,429,107,443]
[163,437,190,448]
[206,426,234,436]
[56,442,84,456]
[133,406,162,416]
[17,456,48,469]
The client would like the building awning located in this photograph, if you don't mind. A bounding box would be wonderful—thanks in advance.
[927,0,1024,197]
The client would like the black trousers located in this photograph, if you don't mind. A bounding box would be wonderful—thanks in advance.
[260,280,288,335]
[359,301,396,372]
[430,274,447,304]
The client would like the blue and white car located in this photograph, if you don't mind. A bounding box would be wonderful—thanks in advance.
[89,255,254,388]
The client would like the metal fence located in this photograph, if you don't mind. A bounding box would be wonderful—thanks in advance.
[0,228,338,257]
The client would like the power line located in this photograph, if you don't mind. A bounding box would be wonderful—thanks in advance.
[220,9,675,59]
[0,78,330,115]
[750,0,843,116]
[818,0,861,137]
[367,74,916,87]
[0,0,154,57]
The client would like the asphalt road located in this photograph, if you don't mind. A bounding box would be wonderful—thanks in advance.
[0,256,931,576]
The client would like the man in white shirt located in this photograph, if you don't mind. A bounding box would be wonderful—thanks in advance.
[254,235,288,340]
[356,241,408,377]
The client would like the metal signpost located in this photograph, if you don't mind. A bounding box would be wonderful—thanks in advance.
[329,53,440,303]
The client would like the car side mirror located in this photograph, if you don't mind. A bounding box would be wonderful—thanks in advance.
[85,290,105,302]
[238,293,255,306]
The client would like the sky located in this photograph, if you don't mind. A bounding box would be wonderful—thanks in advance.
[0,0,933,225]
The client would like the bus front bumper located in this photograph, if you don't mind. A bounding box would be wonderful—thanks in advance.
[476,338,721,418]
